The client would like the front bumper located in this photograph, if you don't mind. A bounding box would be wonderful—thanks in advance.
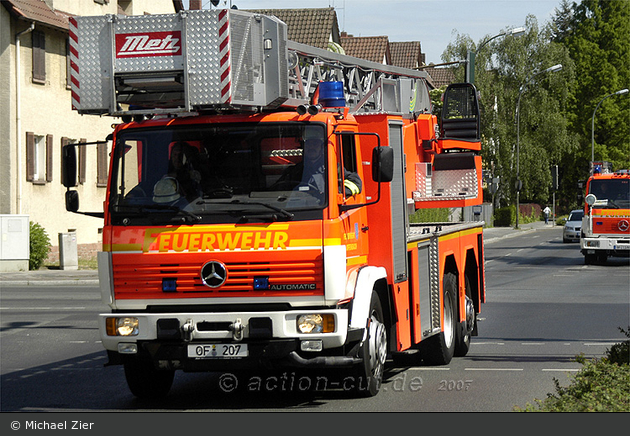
[563,228,580,241]
[581,236,630,256]
[100,309,363,370]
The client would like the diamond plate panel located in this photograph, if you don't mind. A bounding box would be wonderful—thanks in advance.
[414,168,478,201]
[76,16,114,112]
[230,11,264,105]
[185,10,222,105]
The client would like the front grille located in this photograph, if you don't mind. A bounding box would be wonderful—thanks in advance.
[112,250,324,299]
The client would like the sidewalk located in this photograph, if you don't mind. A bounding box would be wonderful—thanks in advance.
[0,220,556,287]
[0,267,99,287]
[483,219,554,244]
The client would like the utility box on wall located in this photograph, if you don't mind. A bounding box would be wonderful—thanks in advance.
[0,215,30,272]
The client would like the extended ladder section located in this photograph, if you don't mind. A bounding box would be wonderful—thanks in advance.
[286,41,432,115]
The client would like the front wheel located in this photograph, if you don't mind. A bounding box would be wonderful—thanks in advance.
[354,292,388,397]
[124,358,175,399]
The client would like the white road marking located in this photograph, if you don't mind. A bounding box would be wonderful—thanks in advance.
[465,368,523,371]
[0,307,87,311]
[406,367,451,371]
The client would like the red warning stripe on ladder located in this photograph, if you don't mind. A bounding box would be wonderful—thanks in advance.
[218,10,231,104]
[68,17,80,110]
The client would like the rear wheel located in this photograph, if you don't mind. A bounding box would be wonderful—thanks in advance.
[421,272,457,365]
[455,276,475,357]
[124,358,175,399]
[354,292,388,397]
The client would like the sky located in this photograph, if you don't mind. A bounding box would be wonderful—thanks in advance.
[190,0,563,64]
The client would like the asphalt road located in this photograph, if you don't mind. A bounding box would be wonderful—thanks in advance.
[1,225,628,417]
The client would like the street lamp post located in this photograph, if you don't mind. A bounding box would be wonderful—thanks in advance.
[466,27,526,84]
[591,89,629,162]
[515,64,562,229]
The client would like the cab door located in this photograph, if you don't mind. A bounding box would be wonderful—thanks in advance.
[336,131,368,265]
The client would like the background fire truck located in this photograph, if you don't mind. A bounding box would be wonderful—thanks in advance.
[581,162,630,264]
[63,9,486,398]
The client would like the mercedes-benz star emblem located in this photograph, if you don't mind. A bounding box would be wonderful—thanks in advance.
[618,220,629,232]
[201,261,227,288]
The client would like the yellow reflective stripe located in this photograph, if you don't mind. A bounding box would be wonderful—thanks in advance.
[344,179,360,196]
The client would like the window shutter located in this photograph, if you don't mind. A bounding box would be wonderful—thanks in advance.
[46,134,53,182]
[78,138,87,184]
[32,30,46,83]
[26,132,35,181]
[97,141,108,187]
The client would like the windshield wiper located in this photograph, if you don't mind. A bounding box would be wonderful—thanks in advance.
[607,199,621,209]
[114,204,202,223]
[198,199,294,219]
[139,204,202,222]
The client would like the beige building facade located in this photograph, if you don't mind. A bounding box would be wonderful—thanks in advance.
[1,0,175,268]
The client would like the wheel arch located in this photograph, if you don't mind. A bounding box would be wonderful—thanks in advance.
[348,266,388,330]
[464,248,480,313]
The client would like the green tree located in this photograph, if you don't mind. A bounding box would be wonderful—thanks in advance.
[442,16,576,208]
[558,0,630,182]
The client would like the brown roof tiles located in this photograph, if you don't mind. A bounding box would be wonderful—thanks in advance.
[341,35,391,64]
[2,0,70,31]
[389,41,424,69]
[245,8,340,50]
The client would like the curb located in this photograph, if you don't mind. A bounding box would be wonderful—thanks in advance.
[0,279,99,287]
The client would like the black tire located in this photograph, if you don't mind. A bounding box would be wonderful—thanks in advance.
[584,253,596,265]
[421,272,457,365]
[124,359,175,399]
[454,275,475,357]
[353,292,388,397]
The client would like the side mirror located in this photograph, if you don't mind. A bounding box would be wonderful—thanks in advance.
[65,190,79,212]
[62,144,77,188]
[372,146,393,183]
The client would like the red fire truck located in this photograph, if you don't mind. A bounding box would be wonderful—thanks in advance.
[63,9,486,397]
[581,162,630,264]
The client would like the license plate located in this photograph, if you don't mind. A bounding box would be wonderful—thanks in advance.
[187,343,248,359]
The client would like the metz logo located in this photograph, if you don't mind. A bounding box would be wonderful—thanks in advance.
[115,31,181,58]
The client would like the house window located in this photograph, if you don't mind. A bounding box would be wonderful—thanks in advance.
[32,30,46,84]
[26,132,53,183]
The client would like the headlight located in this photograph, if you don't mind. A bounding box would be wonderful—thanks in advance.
[585,240,600,248]
[297,314,335,334]
[106,317,139,336]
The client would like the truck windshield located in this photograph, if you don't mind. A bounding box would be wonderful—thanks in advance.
[109,122,327,224]
[589,179,630,209]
